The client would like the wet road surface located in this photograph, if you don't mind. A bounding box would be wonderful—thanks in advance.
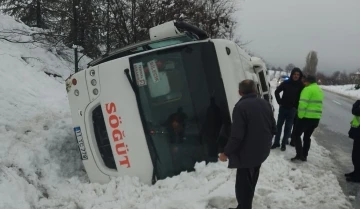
[314,90,360,208]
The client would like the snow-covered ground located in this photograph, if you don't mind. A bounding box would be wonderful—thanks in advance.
[321,84,360,99]
[0,13,353,209]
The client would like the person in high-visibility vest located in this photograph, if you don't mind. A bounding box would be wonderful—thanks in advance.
[291,75,324,162]
[346,100,360,182]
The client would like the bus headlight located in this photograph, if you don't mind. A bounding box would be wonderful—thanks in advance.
[91,79,97,86]
[93,88,99,95]
[74,89,80,96]
[90,69,95,76]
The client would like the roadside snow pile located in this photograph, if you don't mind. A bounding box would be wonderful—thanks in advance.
[321,84,360,99]
[0,13,89,79]
[0,13,352,209]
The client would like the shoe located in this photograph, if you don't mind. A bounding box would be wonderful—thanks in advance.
[281,145,286,151]
[290,140,295,147]
[271,144,280,149]
[345,171,355,177]
[291,155,306,162]
[291,155,301,161]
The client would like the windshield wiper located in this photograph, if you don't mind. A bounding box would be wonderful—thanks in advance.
[124,69,136,92]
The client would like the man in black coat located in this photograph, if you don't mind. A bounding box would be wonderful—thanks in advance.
[271,68,304,151]
[219,79,277,209]
[346,100,360,182]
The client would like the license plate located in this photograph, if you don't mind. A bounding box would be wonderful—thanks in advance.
[74,126,88,160]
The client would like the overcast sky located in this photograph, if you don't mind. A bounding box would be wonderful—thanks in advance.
[235,0,360,74]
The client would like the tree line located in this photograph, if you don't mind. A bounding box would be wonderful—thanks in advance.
[267,50,360,86]
[0,0,239,60]
[316,70,360,86]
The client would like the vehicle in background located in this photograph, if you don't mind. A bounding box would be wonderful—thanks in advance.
[277,75,290,87]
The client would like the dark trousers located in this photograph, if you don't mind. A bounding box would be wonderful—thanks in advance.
[352,139,360,176]
[291,118,319,158]
[274,106,297,146]
[235,166,261,209]
[290,116,298,144]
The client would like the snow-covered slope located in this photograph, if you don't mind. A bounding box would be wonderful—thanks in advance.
[321,84,360,99]
[0,14,353,209]
[0,13,91,209]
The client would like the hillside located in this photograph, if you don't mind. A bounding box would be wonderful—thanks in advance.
[0,13,91,209]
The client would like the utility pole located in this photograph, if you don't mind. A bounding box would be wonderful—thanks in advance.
[36,0,42,28]
[73,0,79,73]
[106,0,110,53]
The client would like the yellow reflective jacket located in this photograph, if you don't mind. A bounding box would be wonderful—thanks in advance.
[298,83,324,119]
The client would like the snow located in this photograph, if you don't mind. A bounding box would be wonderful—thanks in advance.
[0,13,353,209]
[321,84,360,99]
[268,70,289,81]
[0,14,90,78]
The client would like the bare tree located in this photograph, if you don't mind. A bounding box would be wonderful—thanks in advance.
[0,0,61,28]
[316,69,360,86]
[330,71,341,84]
[303,50,318,76]
[1,0,240,61]
[285,63,295,74]
[339,71,349,85]
[316,72,326,83]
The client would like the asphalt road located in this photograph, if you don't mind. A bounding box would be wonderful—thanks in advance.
[314,90,360,208]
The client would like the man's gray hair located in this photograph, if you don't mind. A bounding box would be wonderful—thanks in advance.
[238,79,256,95]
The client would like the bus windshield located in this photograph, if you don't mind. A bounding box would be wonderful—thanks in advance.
[129,42,231,179]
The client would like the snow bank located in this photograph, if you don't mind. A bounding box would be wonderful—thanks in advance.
[0,13,90,78]
[0,13,352,209]
[321,84,360,99]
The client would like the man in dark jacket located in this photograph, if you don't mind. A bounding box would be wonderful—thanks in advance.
[219,79,276,209]
[346,100,360,183]
[271,68,304,151]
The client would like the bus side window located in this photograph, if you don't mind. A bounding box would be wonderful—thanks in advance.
[257,70,271,102]
[258,70,268,93]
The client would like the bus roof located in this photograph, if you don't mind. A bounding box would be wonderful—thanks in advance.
[87,34,197,67]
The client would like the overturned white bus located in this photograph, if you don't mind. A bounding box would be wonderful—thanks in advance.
[65,20,273,185]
